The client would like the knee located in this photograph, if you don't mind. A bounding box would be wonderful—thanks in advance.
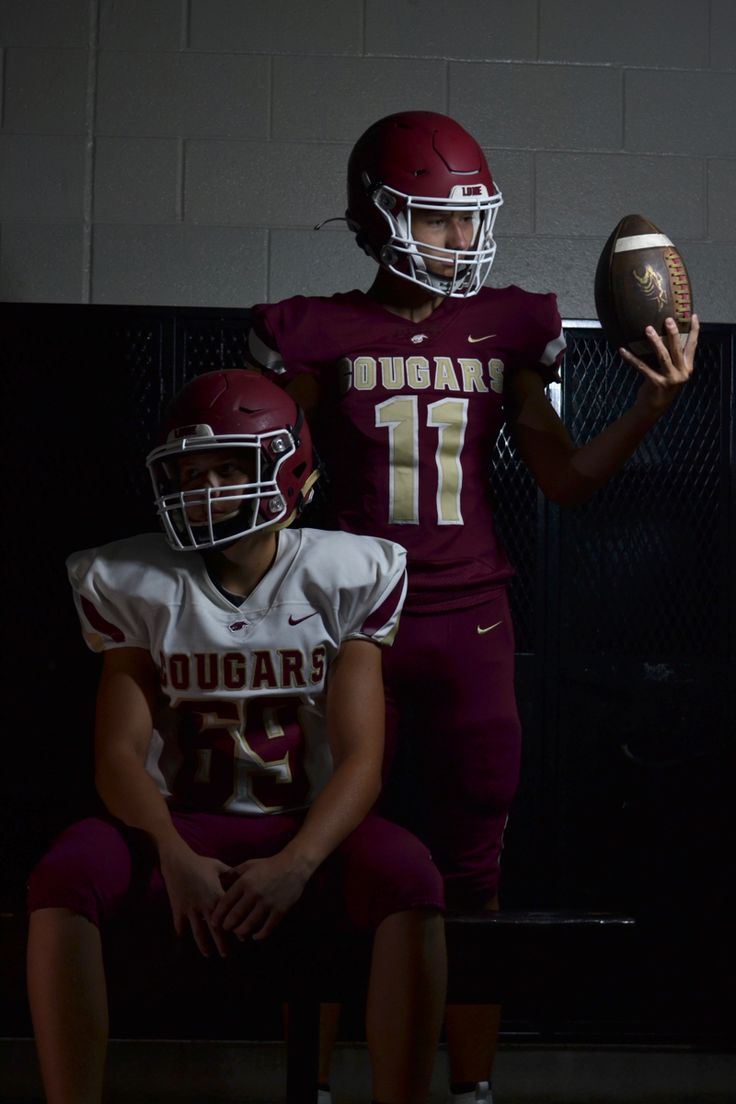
[28,844,100,925]
[375,904,446,945]
[27,818,135,927]
[343,818,445,929]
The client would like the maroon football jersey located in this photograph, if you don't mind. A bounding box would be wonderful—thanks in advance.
[249,287,565,609]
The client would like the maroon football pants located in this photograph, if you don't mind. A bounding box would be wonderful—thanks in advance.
[382,588,521,908]
[28,810,444,932]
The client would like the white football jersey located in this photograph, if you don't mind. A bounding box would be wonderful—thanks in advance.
[68,528,407,815]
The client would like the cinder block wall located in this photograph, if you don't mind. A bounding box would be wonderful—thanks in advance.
[1,0,733,318]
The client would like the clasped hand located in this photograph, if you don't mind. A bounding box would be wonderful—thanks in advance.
[160,845,308,956]
[212,854,309,943]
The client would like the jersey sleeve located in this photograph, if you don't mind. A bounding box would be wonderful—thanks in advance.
[340,538,408,647]
[521,290,566,385]
[67,545,149,653]
[248,298,317,386]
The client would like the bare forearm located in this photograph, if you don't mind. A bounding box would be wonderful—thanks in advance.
[96,751,183,856]
[94,648,187,858]
[210,752,381,942]
[277,638,385,877]
[510,317,698,508]
[278,754,381,879]
[553,401,661,505]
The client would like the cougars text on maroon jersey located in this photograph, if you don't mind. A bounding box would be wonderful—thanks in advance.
[249,287,565,608]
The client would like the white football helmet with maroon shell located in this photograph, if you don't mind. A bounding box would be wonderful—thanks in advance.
[147,370,318,551]
[346,110,503,297]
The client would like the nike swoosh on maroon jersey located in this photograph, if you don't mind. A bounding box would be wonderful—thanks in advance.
[288,612,319,625]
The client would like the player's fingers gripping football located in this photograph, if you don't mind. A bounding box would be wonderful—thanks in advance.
[653,313,699,377]
[622,313,699,411]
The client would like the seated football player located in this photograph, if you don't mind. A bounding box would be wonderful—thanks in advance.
[26,369,447,1104]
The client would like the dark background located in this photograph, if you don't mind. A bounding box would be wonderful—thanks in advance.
[1,304,733,1044]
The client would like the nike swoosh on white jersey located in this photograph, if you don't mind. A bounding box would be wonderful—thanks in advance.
[467,334,496,343]
[477,620,503,634]
[288,611,319,625]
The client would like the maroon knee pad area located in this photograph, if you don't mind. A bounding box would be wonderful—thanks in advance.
[27,810,444,934]
[27,817,161,927]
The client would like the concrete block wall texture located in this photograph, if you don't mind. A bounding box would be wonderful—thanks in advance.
[0,0,734,318]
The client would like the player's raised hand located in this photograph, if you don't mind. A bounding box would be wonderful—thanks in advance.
[621,313,699,416]
[212,852,309,941]
[159,844,232,957]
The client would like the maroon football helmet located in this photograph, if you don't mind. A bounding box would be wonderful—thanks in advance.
[147,370,318,551]
[346,110,503,297]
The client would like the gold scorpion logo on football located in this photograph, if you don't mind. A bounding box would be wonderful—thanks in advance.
[632,264,666,308]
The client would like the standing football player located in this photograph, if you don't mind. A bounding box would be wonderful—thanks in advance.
[26,369,447,1104]
[245,111,699,1103]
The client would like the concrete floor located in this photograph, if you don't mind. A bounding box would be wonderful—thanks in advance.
[3,1039,735,1104]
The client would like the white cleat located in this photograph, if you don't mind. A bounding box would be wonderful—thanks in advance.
[450,1081,493,1104]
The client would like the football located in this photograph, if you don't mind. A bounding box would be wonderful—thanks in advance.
[594,214,693,360]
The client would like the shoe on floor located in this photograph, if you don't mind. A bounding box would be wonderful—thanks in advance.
[450,1081,493,1104]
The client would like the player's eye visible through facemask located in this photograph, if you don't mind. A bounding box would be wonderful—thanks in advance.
[178,466,203,488]
[216,462,241,479]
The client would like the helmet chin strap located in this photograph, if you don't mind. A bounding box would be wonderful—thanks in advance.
[380,239,473,296]
[419,265,471,295]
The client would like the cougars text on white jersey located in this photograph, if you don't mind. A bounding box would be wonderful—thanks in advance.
[159,646,327,692]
